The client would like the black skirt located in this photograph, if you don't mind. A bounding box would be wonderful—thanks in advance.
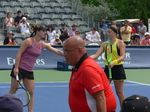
[104,65,126,80]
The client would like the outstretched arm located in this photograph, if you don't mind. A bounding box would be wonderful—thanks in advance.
[90,42,106,59]
[44,43,64,56]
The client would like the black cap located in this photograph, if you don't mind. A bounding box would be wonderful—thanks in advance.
[36,26,48,31]
[61,22,66,26]
[121,95,150,112]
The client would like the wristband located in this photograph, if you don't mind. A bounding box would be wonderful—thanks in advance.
[113,60,118,64]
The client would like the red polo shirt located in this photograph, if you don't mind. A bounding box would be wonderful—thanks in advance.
[69,56,116,112]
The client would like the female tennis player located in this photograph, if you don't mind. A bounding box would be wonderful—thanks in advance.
[91,25,126,107]
[9,25,64,112]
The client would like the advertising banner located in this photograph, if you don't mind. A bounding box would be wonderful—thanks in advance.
[0,46,150,70]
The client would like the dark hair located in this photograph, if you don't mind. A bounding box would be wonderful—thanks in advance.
[92,27,97,31]
[17,10,21,14]
[140,20,144,23]
[8,31,14,36]
[48,25,55,31]
[75,30,80,34]
[109,26,118,34]
[133,35,140,40]
[7,12,12,16]
[30,24,47,37]
[124,20,129,24]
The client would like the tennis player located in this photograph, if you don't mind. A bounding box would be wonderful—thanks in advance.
[8,25,64,112]
[91,25,126,107]
[63,36,116,112]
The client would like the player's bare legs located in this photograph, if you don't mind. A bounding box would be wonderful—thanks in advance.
[23,78,34,112]
[9,77,19,94]
[114,81,126,107]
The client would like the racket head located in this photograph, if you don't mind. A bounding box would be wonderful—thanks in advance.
[14,86,30,107]
[105,42,112,64]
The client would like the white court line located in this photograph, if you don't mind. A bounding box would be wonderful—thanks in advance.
[110,80,150,87]
[111,83,142,87]
[126,80,150,86]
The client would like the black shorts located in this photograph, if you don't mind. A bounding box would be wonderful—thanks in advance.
[10,65,34,80]
[104,65,126,80]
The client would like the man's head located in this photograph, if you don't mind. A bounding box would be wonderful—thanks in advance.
[75,31,80,36]
[0,94,23,112]
[139,20,144,26]
[17,10,22,17]
[124,20,129,26]
[71,23,78,30]
[100,19,105,25]
[61,22,66,29]
[63,36,86,66]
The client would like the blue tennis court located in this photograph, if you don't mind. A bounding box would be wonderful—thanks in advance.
[0,81,150,112]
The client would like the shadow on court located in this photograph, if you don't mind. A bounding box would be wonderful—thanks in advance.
[0,81,150,112]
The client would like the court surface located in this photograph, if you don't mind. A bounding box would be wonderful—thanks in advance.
[0,69,150,112]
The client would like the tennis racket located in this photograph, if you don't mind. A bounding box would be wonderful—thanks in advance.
[14,75,30,107]
[105,42,113,79]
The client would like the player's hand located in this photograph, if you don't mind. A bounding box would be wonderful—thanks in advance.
[108,62,115,68]
[14,67,19,76]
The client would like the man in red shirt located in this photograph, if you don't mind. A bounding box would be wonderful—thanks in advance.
[129,21,137,36]
[63,36,116,112]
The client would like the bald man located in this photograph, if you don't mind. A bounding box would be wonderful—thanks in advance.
[63,36,116,112]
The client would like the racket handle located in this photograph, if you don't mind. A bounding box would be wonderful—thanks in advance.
[109,68,112,79]
[16,75,19,81]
